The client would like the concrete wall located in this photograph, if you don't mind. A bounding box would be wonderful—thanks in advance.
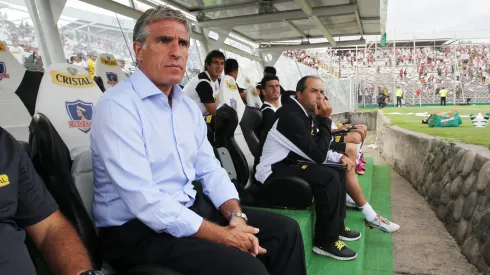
[376,111,490,273]
[330,111,377,130]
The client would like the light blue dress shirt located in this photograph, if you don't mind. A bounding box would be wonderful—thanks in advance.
[90,68,239,238]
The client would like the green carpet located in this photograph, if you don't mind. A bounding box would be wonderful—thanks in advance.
[261,208,314,265]
[306,157,374,274]
[29,158,394,275]
[363,165,395,275]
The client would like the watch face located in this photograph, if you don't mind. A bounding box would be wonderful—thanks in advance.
[231,212,247,222]
[81,271,104,275]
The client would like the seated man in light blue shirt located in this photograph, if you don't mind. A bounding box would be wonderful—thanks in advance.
[90,6,306,275]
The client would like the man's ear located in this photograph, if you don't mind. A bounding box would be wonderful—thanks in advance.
[133,41,143,63]
[296,91,302,101]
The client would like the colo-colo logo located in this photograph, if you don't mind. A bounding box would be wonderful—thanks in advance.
[100,56,118,66]
[50,69,95,88]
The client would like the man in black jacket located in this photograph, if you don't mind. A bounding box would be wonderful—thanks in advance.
[255,75,360,261]
[257,75,282,139]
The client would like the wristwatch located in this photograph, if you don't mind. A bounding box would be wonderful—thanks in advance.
[230,212,248,222]
[80,270,104,275]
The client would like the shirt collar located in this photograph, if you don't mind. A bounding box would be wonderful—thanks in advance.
[129,68,184,102]
[204,71,220,84]
[290,97,310,117]
[263,100,281,111]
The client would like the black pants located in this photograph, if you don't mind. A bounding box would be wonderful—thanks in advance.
[440,97,446,106]
[396,96,402,107]
[269,162,346,247]
[378,102,387,109]
[98,193,306,275]
[204,115,215,145]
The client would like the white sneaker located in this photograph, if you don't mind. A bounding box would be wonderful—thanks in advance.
[346,200,361,210]
[365,214,400,233]
[346,194,361,210]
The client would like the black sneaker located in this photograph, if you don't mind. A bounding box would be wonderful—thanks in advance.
[339,226,361,241]
[313,240,357,261]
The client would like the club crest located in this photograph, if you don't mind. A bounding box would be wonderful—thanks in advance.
[0,62,10,81]
[230,98,237,110]
[106,72,118,86]
[67,67,78,76]
[65,100,94,133]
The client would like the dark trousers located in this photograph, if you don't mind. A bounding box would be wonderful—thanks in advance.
[269,162,346,247]
[396,96,402,107]
[440,97,446,106]
[98,193,306,275]
[378,102,387,109]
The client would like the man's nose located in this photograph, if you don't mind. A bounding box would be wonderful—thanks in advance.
[169,40,182,59]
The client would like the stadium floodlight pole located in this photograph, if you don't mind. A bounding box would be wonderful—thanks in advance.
[459,39,466,104]
[419,88,422,106]
[356,45,363,108]
[392,28,396,106]
[413,34,416,106]
[433,28,436,104]
[452,33,457,105]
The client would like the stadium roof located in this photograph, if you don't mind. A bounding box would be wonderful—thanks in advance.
[83,0,385,51]
[188,0,381,42]
[184,0,384,49]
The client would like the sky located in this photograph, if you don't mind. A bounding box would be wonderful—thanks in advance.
[3,0,490,43]
[386,0,490,40]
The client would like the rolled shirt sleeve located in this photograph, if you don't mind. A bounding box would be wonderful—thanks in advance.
[193,110,239,209]
[326,150,343,164]
[91,99,203,237]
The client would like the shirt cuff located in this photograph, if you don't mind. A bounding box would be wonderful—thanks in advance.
[166,206,204,238]
[327,150,343,163]
[207,181,240,209]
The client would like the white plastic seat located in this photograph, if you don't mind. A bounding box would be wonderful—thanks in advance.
[94,53,127,90]
[217,75,255,187]
[244,77,262,108]
[0,40,33,141]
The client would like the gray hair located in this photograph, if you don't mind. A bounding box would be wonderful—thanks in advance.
[296,75,322,93]
[133,6,191,45]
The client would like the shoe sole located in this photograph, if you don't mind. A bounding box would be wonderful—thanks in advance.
[340,232,361,241]
[346,204,361,211]
[312,246,358,261]
[365,222,400,233]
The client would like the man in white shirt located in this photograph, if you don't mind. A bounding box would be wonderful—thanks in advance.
[10,40,25,65]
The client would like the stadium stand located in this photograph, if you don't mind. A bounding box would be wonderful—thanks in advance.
[282,43,490,105]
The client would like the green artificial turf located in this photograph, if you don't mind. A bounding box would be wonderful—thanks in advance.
[363,164,395,275]
[306,158,374,274]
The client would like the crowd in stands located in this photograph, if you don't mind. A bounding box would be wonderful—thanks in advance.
[308,43,490,104]
[283,49,321,69]
[1,14,135,74]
